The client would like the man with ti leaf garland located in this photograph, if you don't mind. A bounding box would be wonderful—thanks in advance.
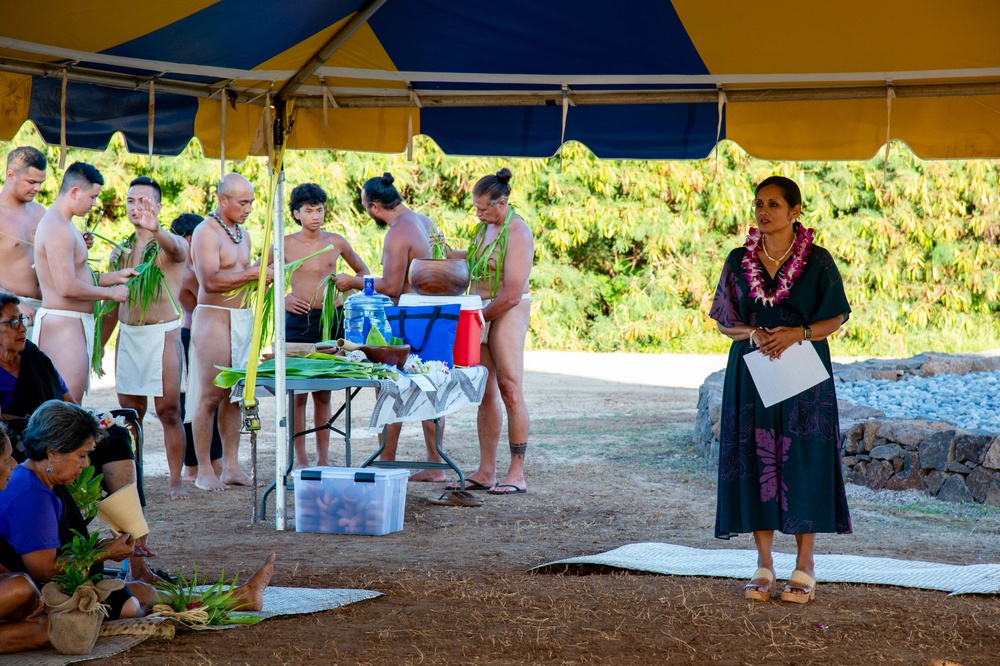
[102,177,190,501]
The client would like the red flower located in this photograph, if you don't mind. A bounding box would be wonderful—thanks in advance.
[186,601,203,610]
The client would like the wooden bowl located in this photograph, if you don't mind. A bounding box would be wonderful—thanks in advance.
[408,258,470,296]
[361,344,411,369]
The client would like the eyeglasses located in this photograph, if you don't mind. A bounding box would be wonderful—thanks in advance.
[0,316,29,329]
[474,198,506,214]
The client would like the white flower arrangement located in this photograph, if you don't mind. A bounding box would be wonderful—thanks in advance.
[89,410,126,430]
[402,354,451,376]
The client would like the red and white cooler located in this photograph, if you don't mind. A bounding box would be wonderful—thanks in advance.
[398,294,484,366]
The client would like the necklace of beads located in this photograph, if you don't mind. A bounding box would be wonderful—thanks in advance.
[209,211,243,244]
[761,236,794,264]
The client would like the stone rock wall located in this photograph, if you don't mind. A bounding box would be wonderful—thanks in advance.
[841,420,1000,505]
[694,353,1000,505]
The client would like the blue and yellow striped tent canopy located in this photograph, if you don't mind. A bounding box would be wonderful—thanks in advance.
[1,0,999,161]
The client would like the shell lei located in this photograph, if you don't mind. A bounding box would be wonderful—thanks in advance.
[741,222,814,307]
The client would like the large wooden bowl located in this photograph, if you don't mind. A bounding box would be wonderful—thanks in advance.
[408,258,470,296]
[361,344,411,369]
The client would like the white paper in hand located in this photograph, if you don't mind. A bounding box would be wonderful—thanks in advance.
[743,341,830,408]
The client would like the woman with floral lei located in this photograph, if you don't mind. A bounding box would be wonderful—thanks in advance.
[709,176,851,605]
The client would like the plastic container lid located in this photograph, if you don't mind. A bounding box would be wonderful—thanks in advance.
[398,293,484,311]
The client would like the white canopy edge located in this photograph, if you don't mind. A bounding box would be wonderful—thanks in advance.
[2,36,999,88]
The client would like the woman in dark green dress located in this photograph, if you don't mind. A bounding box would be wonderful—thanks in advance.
[709,176,851,604]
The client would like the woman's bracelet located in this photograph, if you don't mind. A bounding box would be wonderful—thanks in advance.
[748,327,759,347]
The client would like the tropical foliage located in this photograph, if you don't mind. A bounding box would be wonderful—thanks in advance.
[52,531,105,596]
[4,126,999,357]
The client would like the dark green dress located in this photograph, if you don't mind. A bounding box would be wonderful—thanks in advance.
[709,243,852,538]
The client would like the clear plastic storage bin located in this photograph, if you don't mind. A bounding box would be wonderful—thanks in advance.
[293,467,408,535]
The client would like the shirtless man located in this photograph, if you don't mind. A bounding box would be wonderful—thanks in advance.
[33,162,134,404]
[269,183,369,468]
[446,168,534,495]
[170,214,223,482]
[0,147,47,339]
[104,177,190,500]
[189,173,272,491]
[334,172,445,481]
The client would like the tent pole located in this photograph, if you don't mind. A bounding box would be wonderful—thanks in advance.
[220,89,226,178]
[274,168,287,530]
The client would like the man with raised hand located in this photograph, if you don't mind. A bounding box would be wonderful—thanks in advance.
[189,173,272,492]
[0,147,47,338]
[104,177,190,500]
[33,162,134,403]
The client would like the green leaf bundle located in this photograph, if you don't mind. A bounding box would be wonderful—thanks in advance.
[68,467,105,521]
[53,531,106,596]
[231,245,335,348]
[319,276,343,342]
[154,568,262,626]
[213,354,396,389]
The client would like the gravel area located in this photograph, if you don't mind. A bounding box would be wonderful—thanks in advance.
[837,371,1000,432]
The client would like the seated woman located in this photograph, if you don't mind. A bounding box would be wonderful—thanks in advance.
[0,292,158,583]
[0,401,275,620]
[0,422,49,653]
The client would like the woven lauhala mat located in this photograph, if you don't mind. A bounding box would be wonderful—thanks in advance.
[531,542,1000,596]
[0,587,382,665]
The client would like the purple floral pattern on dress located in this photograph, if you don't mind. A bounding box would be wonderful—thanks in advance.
[709,259,746,328]
[756,428,790,511]
[714,244,853,539]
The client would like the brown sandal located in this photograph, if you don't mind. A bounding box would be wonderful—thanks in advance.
[429,491,483,508]
[744,567,776,601]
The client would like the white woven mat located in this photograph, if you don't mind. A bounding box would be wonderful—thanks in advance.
[532,542,1000,596]
[0,586,381,665]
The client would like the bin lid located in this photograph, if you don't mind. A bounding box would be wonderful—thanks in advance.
[293,466,410,482]
[399,294,484,310]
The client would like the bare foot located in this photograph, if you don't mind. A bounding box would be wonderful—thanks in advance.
[195,473,230,492]
[409,470,448,483]
[487,474,527,494]
[292,462,310,472]
[182,466,198,482]
[169,482,191,500]
[221,469,265,488]
[230,553,276,612]
[133,539,157,558]
[125,558,164,585]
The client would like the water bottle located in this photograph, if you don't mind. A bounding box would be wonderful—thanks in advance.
[344,276,393,345]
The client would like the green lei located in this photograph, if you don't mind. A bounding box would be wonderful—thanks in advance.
[467,205,516,299]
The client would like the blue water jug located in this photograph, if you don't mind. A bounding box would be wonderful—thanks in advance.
[343,276,393,345]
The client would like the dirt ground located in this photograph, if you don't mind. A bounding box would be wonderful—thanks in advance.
[77,352,999,665]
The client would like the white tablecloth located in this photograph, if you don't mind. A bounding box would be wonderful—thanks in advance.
[368,365,487,432]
